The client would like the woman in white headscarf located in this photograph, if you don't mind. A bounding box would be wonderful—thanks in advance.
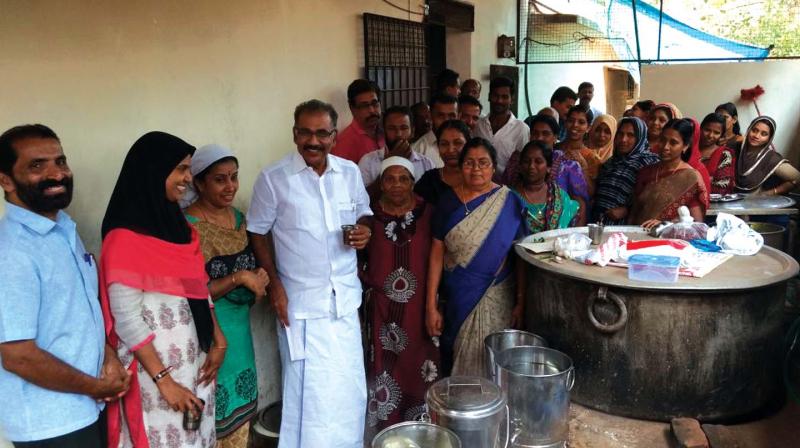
[362,157,440,435]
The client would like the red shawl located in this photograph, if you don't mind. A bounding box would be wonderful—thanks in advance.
[100,227,209,448]
[686,117,712,197]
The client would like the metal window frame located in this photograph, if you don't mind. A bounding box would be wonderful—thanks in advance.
[363,13,429,108]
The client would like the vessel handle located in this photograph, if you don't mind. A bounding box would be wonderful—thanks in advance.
[587,286,628,333]
[566,366,575,391]
[502,404,510,448]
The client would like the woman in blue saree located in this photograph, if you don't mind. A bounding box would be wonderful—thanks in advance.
[426,138,528,376]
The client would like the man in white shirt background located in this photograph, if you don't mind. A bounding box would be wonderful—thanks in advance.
[247,99,372,448]
[359,105,433,188]
[474,76,530,176]
[411,94,458,169]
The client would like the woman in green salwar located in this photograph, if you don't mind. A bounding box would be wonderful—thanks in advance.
[184,144,269,448]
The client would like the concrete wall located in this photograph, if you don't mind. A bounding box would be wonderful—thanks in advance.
[641,60,800,161]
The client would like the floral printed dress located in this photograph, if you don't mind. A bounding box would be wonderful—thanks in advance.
[362,198,440,437]
[115,288,216,448]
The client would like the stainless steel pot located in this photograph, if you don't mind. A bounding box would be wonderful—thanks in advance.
[426,376,509,448]
[484,330,548,382]
[496,346,574,448]
[371,421,462,448]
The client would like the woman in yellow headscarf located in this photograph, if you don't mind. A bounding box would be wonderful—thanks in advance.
[587,114,617,163]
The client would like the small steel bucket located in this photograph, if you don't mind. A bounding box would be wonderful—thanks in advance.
[484,330,548,382]
[496,346,574,448]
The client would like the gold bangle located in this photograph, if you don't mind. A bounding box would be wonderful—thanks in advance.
[231,273,237,287]
[212,345,227,350]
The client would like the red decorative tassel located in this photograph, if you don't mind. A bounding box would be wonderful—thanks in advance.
[740,85,765,101]
[740,85,766,116]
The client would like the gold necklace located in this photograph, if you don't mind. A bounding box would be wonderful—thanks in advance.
[520,182,546,204]
[458,184,492,216]
[197,204,234,229]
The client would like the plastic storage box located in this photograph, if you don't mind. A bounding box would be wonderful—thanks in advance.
[627,254,680,283]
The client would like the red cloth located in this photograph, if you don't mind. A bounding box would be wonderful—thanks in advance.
[702,145,736,195]
[686,118,712,196]
[332,121,385,163]
[363,199,440,432]
[99,228,209,448]
[632,163,710,222]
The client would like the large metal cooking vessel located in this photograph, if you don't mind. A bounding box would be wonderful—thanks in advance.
[516,228,799,422]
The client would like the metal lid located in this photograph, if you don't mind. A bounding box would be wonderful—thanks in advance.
[425,376,506,419]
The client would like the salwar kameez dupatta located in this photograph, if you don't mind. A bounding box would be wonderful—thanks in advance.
[99,228,216,448]
[363,198,440,435]
[185,209,258,443]
[433,186,526,376]
[513,181,579,234]
[628,163,710,224]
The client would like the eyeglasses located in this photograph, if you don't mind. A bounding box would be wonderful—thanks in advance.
[463,159,493,169]
[294,127,337,141]
[353,99,381,110]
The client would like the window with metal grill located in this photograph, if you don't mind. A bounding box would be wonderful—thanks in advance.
[363,13,429,109]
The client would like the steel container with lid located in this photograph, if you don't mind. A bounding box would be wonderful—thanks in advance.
[425,376,509,448]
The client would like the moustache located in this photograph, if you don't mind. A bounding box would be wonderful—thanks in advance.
[37,178,71,192]
[368,114,380,121]
[303,145,324,152]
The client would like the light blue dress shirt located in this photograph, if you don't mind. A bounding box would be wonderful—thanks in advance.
[0,203,105,442]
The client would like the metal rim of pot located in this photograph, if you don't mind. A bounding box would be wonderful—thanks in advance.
[495,345,576,390]
[426,376,508,420]
[371,421,462,448]
[485,329,549,348]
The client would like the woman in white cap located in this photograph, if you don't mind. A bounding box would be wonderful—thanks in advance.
[362,156,440,435]
[184,145,269,448]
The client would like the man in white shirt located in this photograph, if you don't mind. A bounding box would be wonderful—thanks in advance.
[411,94,458,168]
[578,81,603,124]
[474,76,529,176]
[359,105,434,187]
[247,99,372,448]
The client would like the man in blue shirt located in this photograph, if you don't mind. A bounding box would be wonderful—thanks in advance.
[0,125,130,447]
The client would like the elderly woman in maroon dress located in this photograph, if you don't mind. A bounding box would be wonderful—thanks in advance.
[362,156,440,435]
